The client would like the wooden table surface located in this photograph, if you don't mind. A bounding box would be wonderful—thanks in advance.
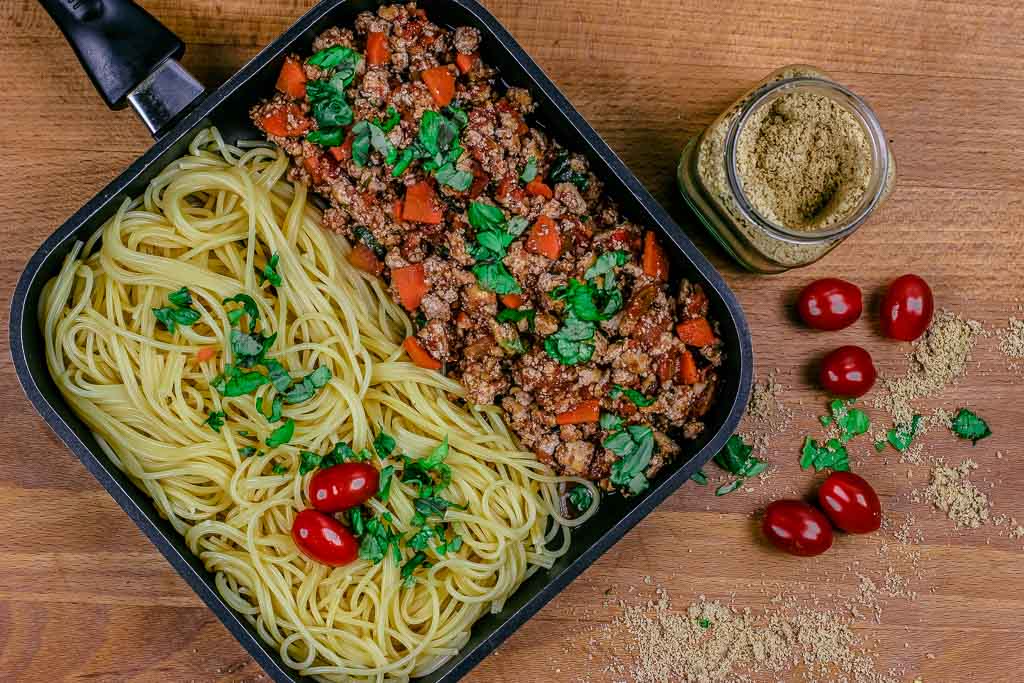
[3,1,1023,681]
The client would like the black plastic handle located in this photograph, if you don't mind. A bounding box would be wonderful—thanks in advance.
[39,0,185,110]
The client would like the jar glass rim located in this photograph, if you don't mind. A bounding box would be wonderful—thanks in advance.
[724,76,891,244]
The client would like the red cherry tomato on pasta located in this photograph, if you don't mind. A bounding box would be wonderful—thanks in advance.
[880,274,934,341]
[819,345,876,397]
[796,278,862,331]
[309,462,380,513]
[291,509,359,566]
[818,472,882,534]
[762,500,834,557]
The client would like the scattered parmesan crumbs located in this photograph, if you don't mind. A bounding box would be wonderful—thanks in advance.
[916,460,990,529]
[998,317,1024,365]
[590,592,897,683]
[739,369,792,456]
[871,310,985,425]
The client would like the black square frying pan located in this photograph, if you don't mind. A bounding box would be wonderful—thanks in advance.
[13,1,753,680]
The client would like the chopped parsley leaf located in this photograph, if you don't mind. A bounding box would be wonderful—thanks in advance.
[949,408,991,444]
[204,410,226,433]
[886,414,923,452]
[359,513,402,564]
[256,394,283,422]
[223,293,260,325]
[281,365,331,404]
[715,479,743,496]
[690,469,708,485]
[265,418,295,448]
[712,435,767,493]
[400,551,431,586]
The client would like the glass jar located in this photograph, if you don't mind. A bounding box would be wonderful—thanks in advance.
[677,65,896,273]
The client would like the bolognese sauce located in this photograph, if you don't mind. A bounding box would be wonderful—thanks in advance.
[252,3,722,494]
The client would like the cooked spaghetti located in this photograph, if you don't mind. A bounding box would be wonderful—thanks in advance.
[40,128,595,681]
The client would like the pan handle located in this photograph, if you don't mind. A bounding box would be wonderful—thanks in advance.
[38,0,204,137]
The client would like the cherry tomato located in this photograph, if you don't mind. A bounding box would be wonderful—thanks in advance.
[308,462,380,513]
[291,509,359,566]
[880,274,934,341]
[762,500,834,557]
[818,471,882,534]
[796,278,863,331]
[819,345,876,397]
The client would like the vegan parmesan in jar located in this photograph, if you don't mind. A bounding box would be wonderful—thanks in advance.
[677,65,896,273]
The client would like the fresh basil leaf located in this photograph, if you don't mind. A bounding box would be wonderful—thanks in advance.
[167,287,192,307]
[550,278,622,322]
[256,394,283,422]
[443,105,468,129]
[886,414,923,452]
[375,106,400,132]
[800,436,850,472]
[204,411,226,433]
[377,465,395,503]
[262,358,292,392]
[359,513,403,564]
[407,525,440,551]
[599,411,623,431]
[392,147,416,177]
[266,418,295,448]
[281,365,332,404]
[690,469,708,485]
[299,450,322,474]
[223,294,260,326]
[401,551,431,586]
[307,45,361,78]
[373,430,396,459]
[715,479,743,496]
[520,156,537,183]
[496,307,536,329]
[568,484,593,511]
[221,371,269,397]
[507,216,529,237]
[153,306,201,333]
[584,250,629,282]
[312,97,353,128]
[437,534,463,555]
[610,384,655,407]
[606,424,655,491]
[239,446,263,458]
[308,128,345,147]
[949,408,991,444]
[435,163,473,190]
[543,313,596,366]
[258,252,282,288]
[471,262,521,295]
[467,201,505,230]
[499,336,526,355]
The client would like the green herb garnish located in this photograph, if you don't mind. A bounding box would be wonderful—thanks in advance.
[374,106,400,132]
[466,201,524,295]
[825,399,870,443]
[153,287,201,333]
[271,463,288,475]
[359,512,403,564]
[609,384,655,407]
[496,307,536,328]
[690,469,708,485]
[256,394,283,422]
[307,45,361,75]
[204,410,226,433]
[223,293,259,325]
[373,430,396,459]
[400,551,431,586]
[281,365,331,404]
[377,465,395,503]
[714,480,743,496]
[548,150,589,191]
[886,414,923,452]
[266,418,295,448]
[351,120,394,167]
[167,287,192,307]
[520,156,537,183]
[212,365,269,397]
[605,424,655,495]
[259,252,282,288]
[949,408,991,444]
[599,411,624,431]
[240,446,263,458]
[713,435,767,478]
[353,226,386,259]
[543,312,596,366]
[800,437,850,472]
[568,484,593,512]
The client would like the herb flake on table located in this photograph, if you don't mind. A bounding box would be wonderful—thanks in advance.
[711,434,766,495]
[800,437,850,472]
[949,408,991,444]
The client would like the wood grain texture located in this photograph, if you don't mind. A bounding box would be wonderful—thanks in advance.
[2,1,1022,681]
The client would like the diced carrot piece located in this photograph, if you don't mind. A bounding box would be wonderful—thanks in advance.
[421,66,456,107]
[366,32,389,65]
[679,349,700,384]
[642,231,669,281]
[258,104,311,137]
[401,181,443,224]
[685,286,708,318]
[455,52,477,74]
[496,177,524,204]
[328,133,354,162]
[303,154,325,185]
[348,244,383,276]
[525,216,561,260]
[403,336,442,370]
[194,346,217,364]
[275,57,307,99]
[525,178,553,199]
[391,199,403,221]
[391,263,429,311]
[500,294,524,309]
[556,399,600,425]
[675,318,717,347]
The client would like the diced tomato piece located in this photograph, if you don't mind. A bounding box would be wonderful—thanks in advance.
[403,336,442,370]
[525,178,553,199]
[276,57,307,99]
[500,294,524,309]
[328,133,354,162]
[525,216,561,260]
[496,177,524,205]
[455,52,477,74]
[679,349,700,384]
[348,244,383,276]
[194,346,217,364]
[258,104,311,137]
[685,286,708,318]
[555,399,600,425]
[675,318,717,347]
[391,263,428,311]
[421,66,455,107]
[401,181,443,224]
[642,231,669,281]
[366,32,389,65]
[391,199,403,221]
